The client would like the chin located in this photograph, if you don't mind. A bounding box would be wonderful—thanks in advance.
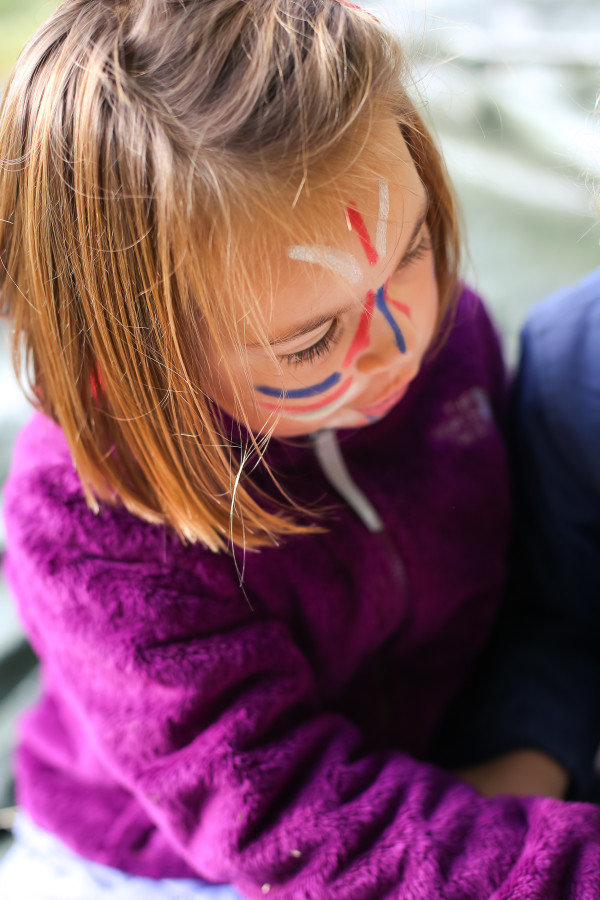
[324,409,373,430]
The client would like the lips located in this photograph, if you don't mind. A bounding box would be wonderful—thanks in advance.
[357,381,410,418]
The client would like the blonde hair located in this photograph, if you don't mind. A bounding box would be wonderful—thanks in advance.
[0,0,460,551]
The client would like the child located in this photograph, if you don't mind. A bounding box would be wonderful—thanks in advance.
[0,1,599,897]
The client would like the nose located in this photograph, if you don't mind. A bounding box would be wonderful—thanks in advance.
[355,320,406,375]
[353,285,409,375]
[355,350,390,375]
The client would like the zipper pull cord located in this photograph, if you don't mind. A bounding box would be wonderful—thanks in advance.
[311,429,384,533]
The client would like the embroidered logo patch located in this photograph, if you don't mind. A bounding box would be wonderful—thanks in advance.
[431,388,493,446]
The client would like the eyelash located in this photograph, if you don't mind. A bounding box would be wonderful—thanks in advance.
[402,233,431,267]
[280,318,341,367]
[281,233,432,367]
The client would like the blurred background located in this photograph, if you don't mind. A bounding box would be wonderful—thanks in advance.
[0,0,599,850]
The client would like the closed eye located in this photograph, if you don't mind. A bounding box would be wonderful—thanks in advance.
[396,232,432,271]
[277,231,431,368]
[278,318,341,366]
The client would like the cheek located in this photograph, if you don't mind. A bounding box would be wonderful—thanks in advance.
[204,347,264,417]
[390,267,438,347]
[418,269,440,340]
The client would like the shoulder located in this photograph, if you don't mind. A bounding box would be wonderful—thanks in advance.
[3,414,245,647]
[522,267,600,378]
[444,283,505,377]
[4,412,171,561]
[517,269,600,488]
[428,283,507,425]
[444,283,501,342]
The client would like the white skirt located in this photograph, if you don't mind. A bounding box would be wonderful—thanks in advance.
[0,813,244,900]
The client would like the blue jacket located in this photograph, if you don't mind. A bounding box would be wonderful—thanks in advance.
[436,268,600,795]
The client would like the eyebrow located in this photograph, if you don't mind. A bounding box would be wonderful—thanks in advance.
[252,196,430,349]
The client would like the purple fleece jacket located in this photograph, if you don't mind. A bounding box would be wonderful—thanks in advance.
[4,287,600,898]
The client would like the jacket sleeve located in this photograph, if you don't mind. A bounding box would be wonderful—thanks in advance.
[433,278,600,798]
[4,425,600,900]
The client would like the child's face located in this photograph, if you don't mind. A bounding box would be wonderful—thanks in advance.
[209,124,439,437]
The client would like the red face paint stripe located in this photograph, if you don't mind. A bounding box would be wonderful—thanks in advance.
[346,205,379,266]
[387,298,412,318]
[343,291,375,367]
[385,281,412,318]
[257,376,353,413]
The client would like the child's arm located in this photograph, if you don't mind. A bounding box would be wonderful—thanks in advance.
[5,415,600,900]
[436,269,600,801]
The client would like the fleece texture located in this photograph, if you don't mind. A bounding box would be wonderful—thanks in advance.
[4,287,600,899]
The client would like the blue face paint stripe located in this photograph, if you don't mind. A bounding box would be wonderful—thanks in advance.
[256,371,342,399]
[375,286,406,354]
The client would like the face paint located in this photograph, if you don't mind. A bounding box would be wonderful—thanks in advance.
[343,189,408,356]
[288,246,362,285]
[384,282,412,320]
[343,291,375,367]
[345,178,389,268]
[374,286,406,354]
[376,180,390,260]
[256,179,409,418]
[257,376,354,421]
[209,121,437,439]
[345,205,379,266]
[288,180,389,284]
[256,370,342,399]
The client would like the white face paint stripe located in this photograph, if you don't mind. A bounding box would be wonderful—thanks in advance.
[289,181,390,284]
[288,246,363,285]
[376,179,390,260]
[260,383,358,422]
[277,392,352,422]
